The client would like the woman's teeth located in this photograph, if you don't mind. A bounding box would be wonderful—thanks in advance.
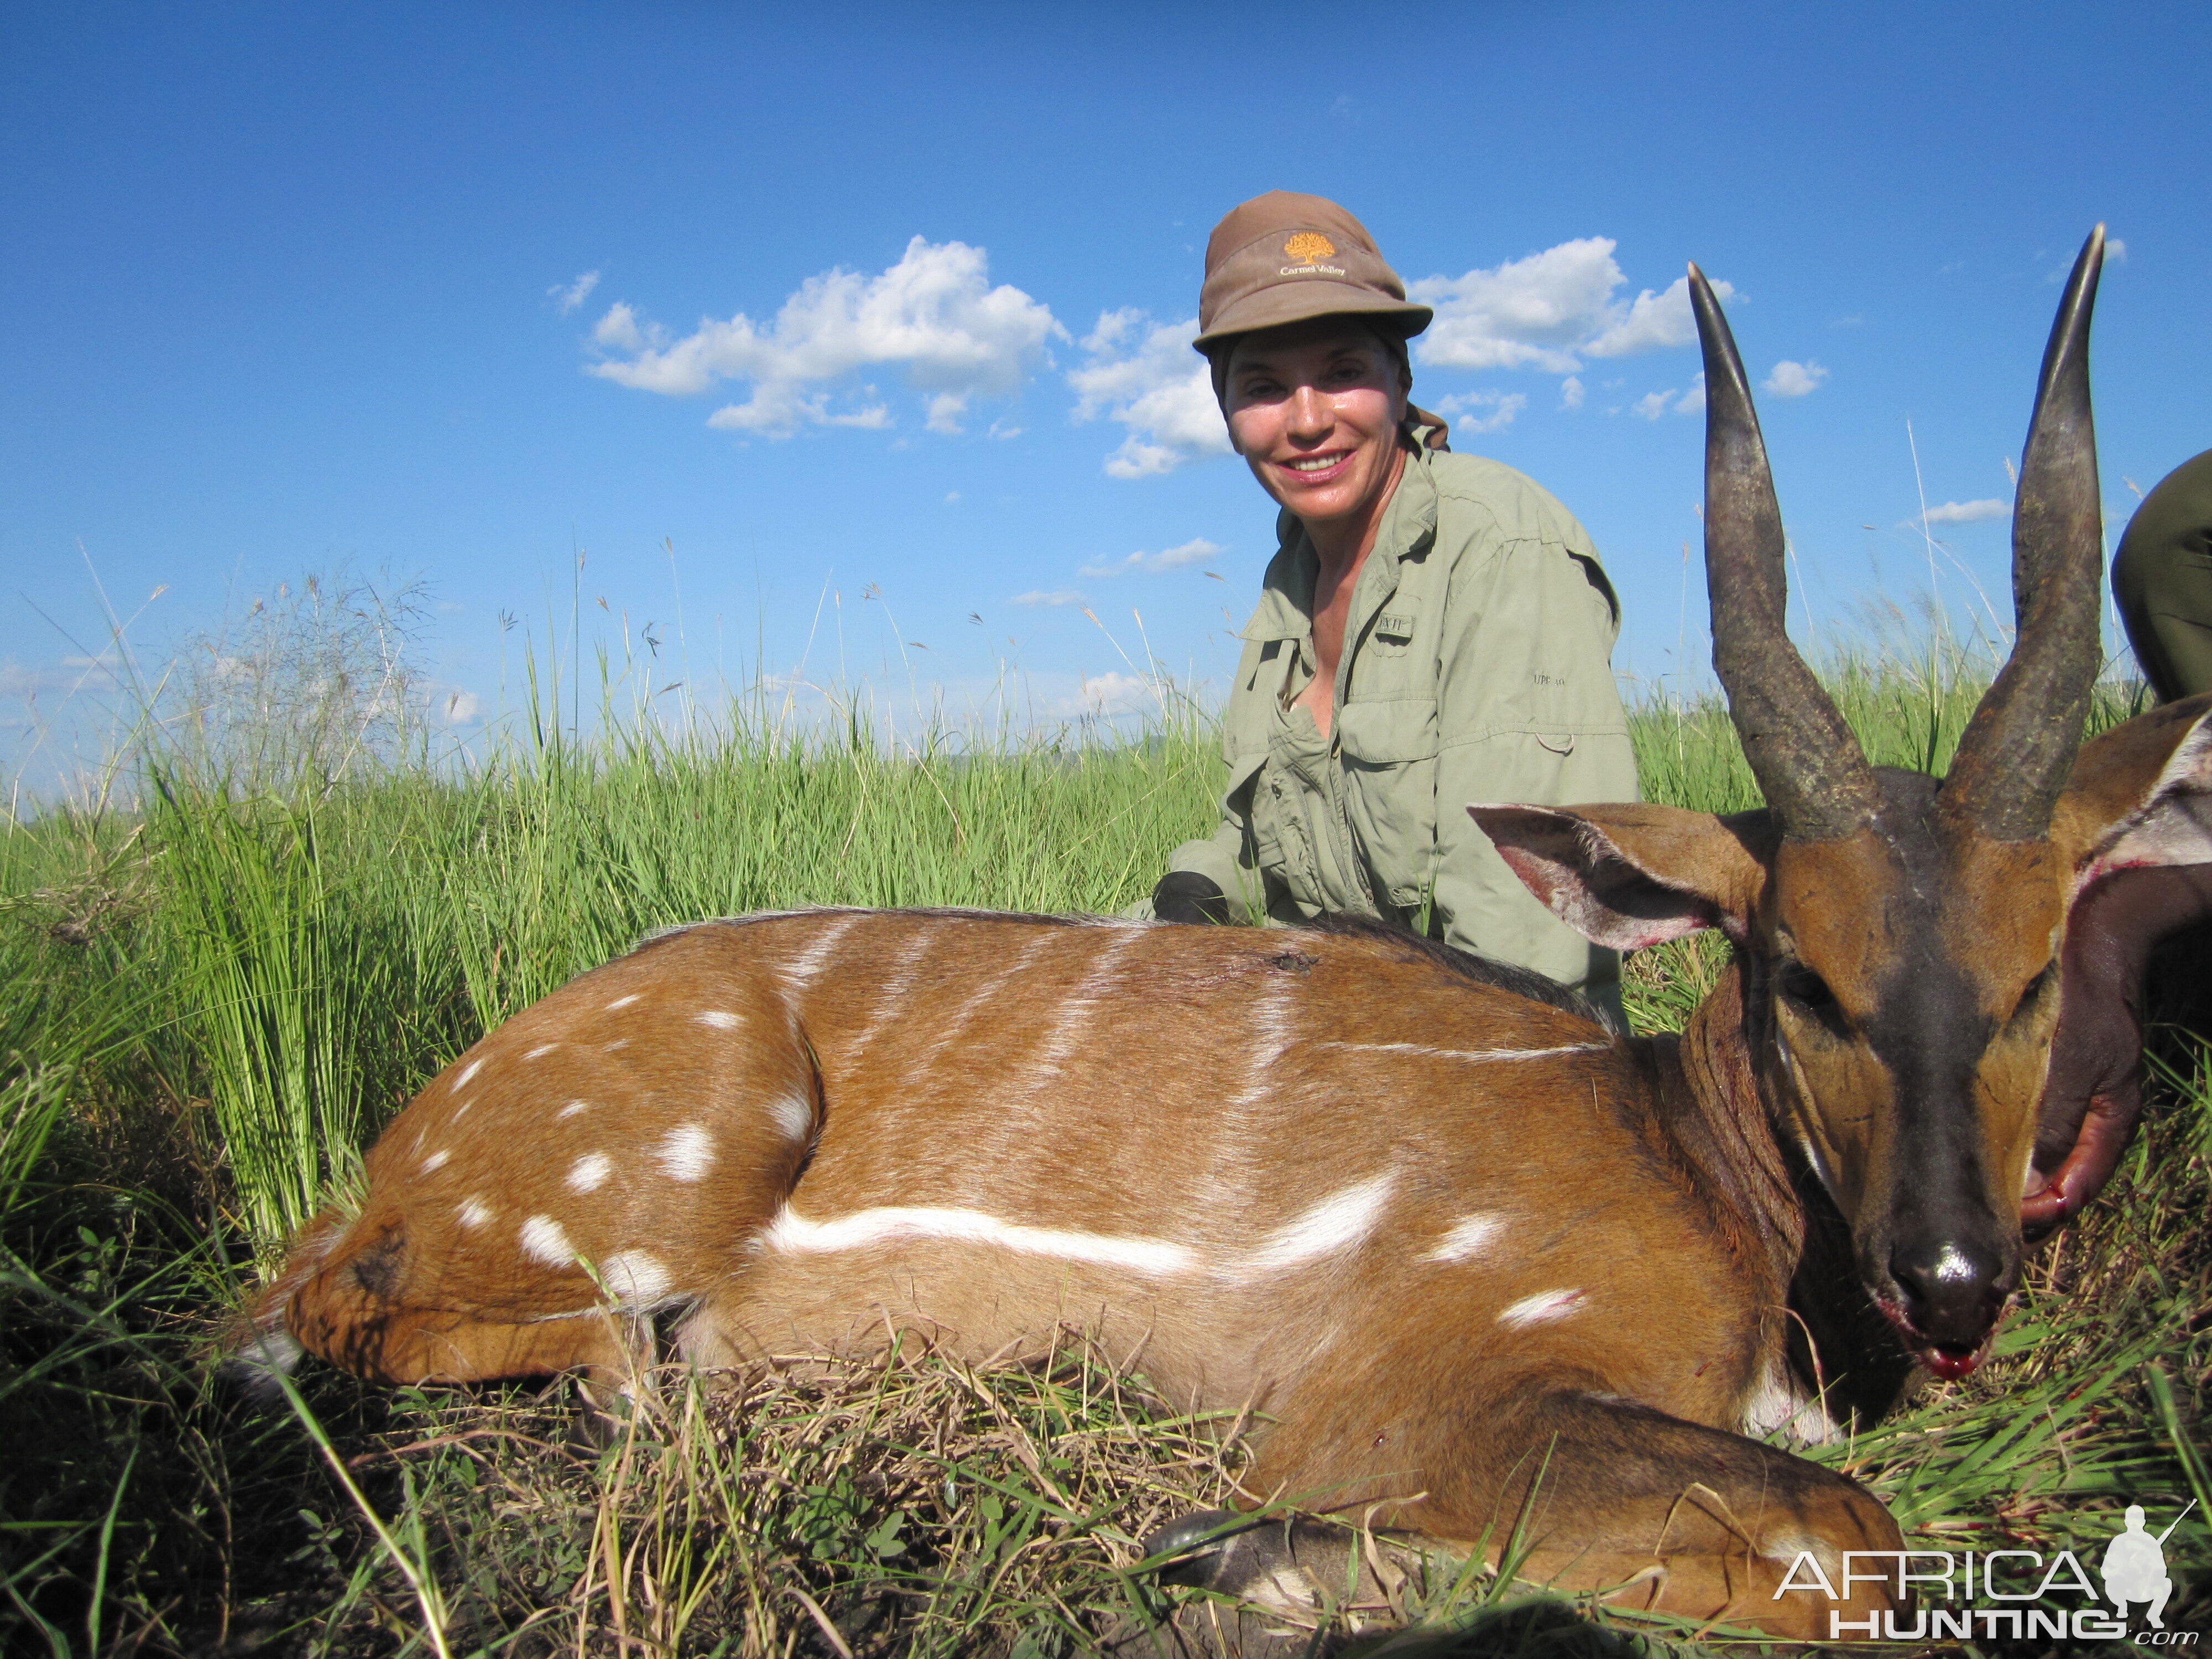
[1287,455,1342,472]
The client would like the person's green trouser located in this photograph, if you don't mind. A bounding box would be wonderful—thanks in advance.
[2114,448,2212,703]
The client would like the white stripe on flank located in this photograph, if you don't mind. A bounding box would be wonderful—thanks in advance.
[1498,1288,1586,1328]
[655,1123,716,1182]
[1225,972,1301,1111]
[695,1010,743,1030]
[776,912,865,995]
[598,1249,671,1306]
[846,928,941,1057]
[524,1044,561,1060]
[1423,1212,1507,1264]
[917,931,1059,1071]
[520,1214,575,1265]
[768,1093,813,1142]
[764,1204,1198,1276]
[1316,1041,1610,1063]
[567,1151,613,1192]
[1023,926,1145,1083]
[1236,1171,1397,1276]
[452,1057,485,1091]
[605,994,643,1011]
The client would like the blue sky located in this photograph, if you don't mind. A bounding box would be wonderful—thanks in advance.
[6,2,2210,792]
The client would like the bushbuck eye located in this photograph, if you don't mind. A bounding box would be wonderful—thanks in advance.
[2010,961,2056,1024]
[1776,960,1849,1036]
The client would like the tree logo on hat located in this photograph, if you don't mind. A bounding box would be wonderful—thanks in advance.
[1282,232,1336,267]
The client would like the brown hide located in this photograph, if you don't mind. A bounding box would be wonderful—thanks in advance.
[248,911,1897,1637]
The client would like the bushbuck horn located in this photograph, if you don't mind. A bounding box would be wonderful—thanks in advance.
[1691,265,1878,841]
[1939,226,2107,841]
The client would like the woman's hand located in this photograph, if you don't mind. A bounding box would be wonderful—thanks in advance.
[1152,872,1231,925]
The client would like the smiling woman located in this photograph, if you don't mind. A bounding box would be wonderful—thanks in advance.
[1146,192,1639,1016]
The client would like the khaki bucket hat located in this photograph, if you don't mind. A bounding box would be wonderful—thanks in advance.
[1193,190,1432,353]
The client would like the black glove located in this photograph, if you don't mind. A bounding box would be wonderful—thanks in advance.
[1152,871,1231,925]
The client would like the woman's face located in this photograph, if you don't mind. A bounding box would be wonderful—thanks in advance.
[1223,321,1410,532]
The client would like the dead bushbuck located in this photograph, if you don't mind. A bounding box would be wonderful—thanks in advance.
[236,229,2208,1639]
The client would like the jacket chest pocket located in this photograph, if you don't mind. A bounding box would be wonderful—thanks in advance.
[1334,700,1439,910]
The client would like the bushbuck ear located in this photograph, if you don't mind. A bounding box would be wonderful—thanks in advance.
[1469,802,1774,952]
[2053,695,2212,881]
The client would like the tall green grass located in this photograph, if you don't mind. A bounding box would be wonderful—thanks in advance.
[0,610,2201,1654]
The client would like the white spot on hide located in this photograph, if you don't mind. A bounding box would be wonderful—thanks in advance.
[452,1057,484,1091]
[1740,1361,1840,1443]
[597,1249,671,1306]
[419,1148,451,1175]
[695,1010,742,1030]
[603,1038,630,1052]
[656,1123,715,1182]
[1235,1171,1397,1276]
[234,1328,305,1377]
[525,1044,560,1060]
[605,994,642,1011]
[764,1204,1198,1276]
[568,1151,612,1192]
[457,1198,492,1229]
[520,1214,575,1265]
[1498,1288,1586,1328]
[559,1098,590,1118]
[769,1094,813,1142]
[1423,1212,1506,1264]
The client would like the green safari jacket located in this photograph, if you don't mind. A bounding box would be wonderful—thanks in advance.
[1167,434,1637,1002]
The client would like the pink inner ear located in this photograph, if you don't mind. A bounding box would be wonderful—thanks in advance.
[1478,811,1725,953]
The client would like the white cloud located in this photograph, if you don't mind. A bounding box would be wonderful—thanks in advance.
[551,270,601,314]
[587,237,1060,439]
[1065,671,1154,714]
[1762,358,1829,398]
[1068,309,1234,478]
[1431,390,1527,434]
[1012,589,1088,607]
[594,301,649,351]
[1079,536,1223,577]
[1410,238,1733,374]
[925,392,968,435]
[1911,498,2010,526]
[434,688,482,726]
[1629,374,1705,420]
[1559,375,1585,410]
[2106,237,2127,263]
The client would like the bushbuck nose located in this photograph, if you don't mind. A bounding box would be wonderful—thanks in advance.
[1889,1235,2005,1349]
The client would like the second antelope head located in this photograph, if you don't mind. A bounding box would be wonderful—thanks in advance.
[1481,229,2208,1379]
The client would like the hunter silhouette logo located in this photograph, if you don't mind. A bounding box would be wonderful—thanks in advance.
[1282,231,1335,265]
[2104,1500,2194,1631]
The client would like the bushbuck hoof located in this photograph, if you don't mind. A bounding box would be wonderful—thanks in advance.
[1137,1508,1432,1652]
